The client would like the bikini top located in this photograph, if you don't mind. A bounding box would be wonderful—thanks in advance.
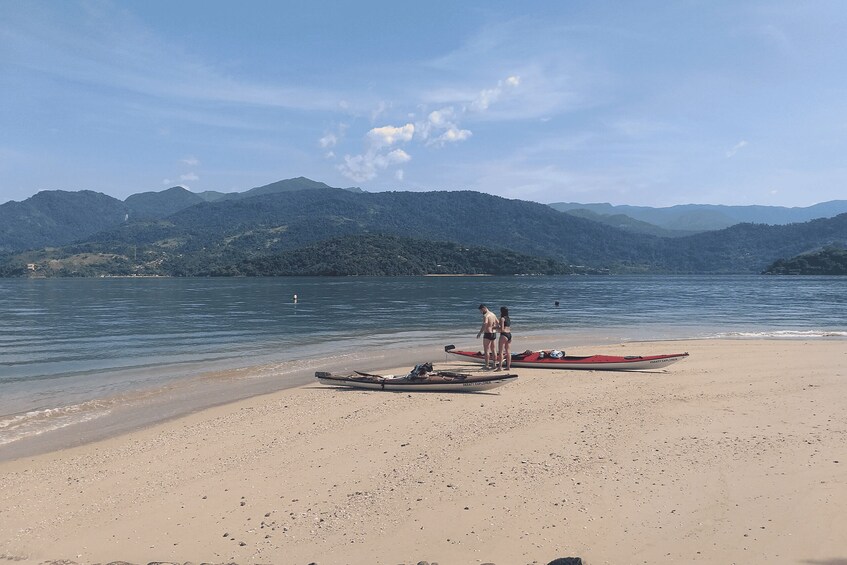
[501,315,511,328]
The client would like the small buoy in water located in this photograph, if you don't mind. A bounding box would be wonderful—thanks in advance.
[293,294,298,303]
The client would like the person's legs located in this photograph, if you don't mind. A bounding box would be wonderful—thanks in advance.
[484,337,495,368]
[496,336,506,370]
[504,337,511,370]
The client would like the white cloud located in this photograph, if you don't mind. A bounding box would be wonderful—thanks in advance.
[415,74,519,146]
[319,133,338,148]
[338,122,416,182]
[385,149,411,164]
[180,156,199,166]
[415,106,473,147]
[418,108,460,140]
[435,127,472,145]
[470,75,521,112]
[319,123,348,155]
[180,172,199,181]
[367,123,415,147]
[334,74,519,181]
[338,154,371,181]
[162,178,172,185]
[338,148,412,182]
[334,74,519,182]
[726,140,748,158]
[428,107,455,127]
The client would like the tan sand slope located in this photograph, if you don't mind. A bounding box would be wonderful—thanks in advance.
[0,339,845,564]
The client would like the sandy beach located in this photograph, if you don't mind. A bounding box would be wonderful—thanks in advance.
[1,338,845,564]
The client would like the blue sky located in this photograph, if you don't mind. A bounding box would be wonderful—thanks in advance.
[1,1,846,207]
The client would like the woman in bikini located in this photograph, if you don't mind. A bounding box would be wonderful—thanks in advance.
[496,306,512,371]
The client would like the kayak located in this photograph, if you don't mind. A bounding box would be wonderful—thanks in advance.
[315,369,517,392]
[444,345,688,371]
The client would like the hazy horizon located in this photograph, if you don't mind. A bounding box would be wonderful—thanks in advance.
[5,177,845,211]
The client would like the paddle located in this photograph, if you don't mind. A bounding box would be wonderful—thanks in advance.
[354,370,387,379]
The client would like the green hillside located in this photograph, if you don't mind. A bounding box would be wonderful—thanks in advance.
[208,234,583,276]
[0,190,128,252]
[763,247,847,275]
[0,234,590,277]
[80,188,663,270]
[124,186,205,220]
[2,180,847,276]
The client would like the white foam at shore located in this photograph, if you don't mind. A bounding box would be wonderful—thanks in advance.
[0,401,112,446]
[709,330,847,339]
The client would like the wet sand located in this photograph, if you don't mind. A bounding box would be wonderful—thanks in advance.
[0,339,845,564]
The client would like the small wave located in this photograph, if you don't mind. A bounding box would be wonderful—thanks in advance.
[709,330,847,339]
[0,401,112,446]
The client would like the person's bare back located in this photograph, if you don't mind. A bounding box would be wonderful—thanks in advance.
[476,304,499,369]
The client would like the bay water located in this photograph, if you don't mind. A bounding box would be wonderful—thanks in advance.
[1,275,845,459]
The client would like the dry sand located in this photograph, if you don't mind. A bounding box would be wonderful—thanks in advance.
[0,339,845,565]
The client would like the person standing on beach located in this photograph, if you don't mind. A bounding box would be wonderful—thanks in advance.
[476,304,498,369]
[496,306,512,371]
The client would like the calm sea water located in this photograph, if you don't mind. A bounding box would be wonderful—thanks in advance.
[1,275,845,455]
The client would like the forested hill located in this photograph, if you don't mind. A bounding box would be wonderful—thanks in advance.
[0,190,128,252]
[88,188,847,273]
[0,177,361,253]
[84,188,664,269]
[123,186,205,220]
[2,185,847,275]
[206,234,584,277]
[763,247,847,275]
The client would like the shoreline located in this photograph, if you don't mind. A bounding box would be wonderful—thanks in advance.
[2,331,845,463]
[0,330,669,462]
[0,338,461,462]
[1,338,845,564]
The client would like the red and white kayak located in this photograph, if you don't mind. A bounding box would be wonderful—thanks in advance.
[445,345,688,371]
[315,370,517,392]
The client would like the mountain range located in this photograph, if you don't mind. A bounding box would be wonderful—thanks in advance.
[550,200,847,232]
[1,178,846,276]
[0,177,361,252]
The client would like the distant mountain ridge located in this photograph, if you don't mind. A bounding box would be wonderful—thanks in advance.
[549,201,847,231]
[2,177,847,275]
[561,208,698,238]
[218,177,336,200]
[0,177,363,252]
[3,184,846,275]
[124,186,205,220]
[0,190,128,252]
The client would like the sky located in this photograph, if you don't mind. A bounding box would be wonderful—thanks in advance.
[1,1,846,207]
